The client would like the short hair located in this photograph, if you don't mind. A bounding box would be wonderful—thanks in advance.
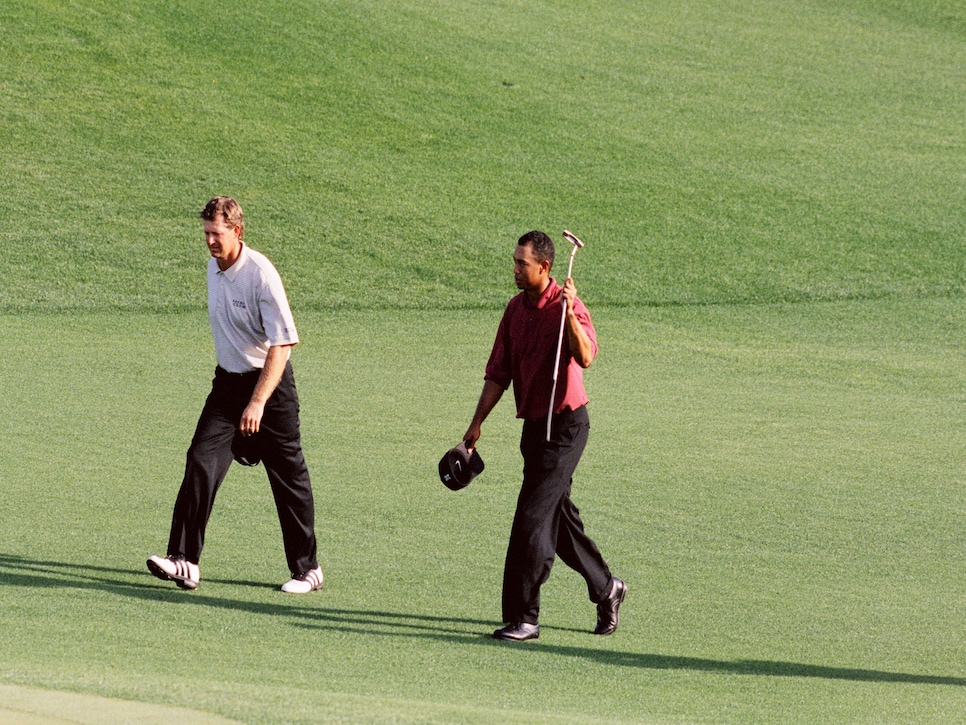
[200,196,244,238]
[517,230,555,269]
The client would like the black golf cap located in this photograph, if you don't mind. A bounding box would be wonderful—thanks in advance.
[438,441,484,491]
[231,429,261,467]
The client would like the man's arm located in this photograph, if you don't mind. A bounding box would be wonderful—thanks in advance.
[462,378,506,448]
[239,344,293,435]
[562,278,595,368]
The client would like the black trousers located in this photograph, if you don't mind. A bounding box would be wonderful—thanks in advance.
[167,362,318,575]
[502,405,612,624]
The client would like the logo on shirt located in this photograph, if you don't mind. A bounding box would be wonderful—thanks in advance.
[232,299,247,310]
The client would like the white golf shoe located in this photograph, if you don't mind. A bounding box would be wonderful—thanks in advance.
[281,565,324,593]
[147,555,200,590]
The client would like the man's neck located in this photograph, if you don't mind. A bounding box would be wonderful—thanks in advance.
[217,242,244,271]
[525,277,552,304]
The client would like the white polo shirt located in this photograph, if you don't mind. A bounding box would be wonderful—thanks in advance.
[208,243,299,373]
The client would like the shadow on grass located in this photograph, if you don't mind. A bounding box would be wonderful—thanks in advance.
[3,553,964,687]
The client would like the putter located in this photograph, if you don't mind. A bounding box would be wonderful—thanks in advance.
[546,230,585,441]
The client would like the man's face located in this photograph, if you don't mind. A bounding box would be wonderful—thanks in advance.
[513,244,548,292]
[204,219,242,268]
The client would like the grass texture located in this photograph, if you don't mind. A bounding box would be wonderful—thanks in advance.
[0,0,963,311]
[1,0,965,722]
[1,303,965,723]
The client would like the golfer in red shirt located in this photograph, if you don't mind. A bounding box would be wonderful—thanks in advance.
[463,230,626,641]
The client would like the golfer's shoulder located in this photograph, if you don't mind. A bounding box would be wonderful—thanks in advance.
[244,247,284,283]
[505,291,528,313]
[243,246,274,270]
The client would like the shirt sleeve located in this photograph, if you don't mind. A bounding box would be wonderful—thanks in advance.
[258,265,300,347]
[484,308,513,390]
[571,297,598,360]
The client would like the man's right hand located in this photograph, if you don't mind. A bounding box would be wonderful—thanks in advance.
[462,423,482,449]
[463,379,505,450]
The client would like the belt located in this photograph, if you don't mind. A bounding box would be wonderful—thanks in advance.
[526,404,586,422]
[215,365,262,378]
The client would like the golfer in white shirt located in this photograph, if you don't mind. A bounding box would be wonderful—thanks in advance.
[147,196,323,594]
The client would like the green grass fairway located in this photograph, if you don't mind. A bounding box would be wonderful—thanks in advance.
[1,0,963,312]
[2,302,965,723]
[1,0,964,722]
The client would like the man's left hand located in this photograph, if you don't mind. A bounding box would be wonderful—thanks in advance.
[240,401,265,436]
[562,277,577,310]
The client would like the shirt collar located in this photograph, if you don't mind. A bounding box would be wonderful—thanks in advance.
[525,278,560,310]
[219,242,249,282]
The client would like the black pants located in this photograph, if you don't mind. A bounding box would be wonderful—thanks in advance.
[502,405,612,624]
[167,363,318,575]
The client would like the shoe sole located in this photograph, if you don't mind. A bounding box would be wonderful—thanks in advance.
[493,633,539,641]
[147,558,199,590]
[281,569,324,593]
[280,582,323,593]
[492,628,540,641]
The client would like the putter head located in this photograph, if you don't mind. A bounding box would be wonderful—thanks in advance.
[562,230,585,248]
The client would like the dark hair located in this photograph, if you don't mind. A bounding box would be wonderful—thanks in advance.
[200,196,244,238]
[517,230,555,269]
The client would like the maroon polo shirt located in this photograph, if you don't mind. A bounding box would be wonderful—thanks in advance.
[485,278,598,420]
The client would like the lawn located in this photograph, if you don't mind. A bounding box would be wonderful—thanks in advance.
[0,0,964,722]
[2,301,965,723]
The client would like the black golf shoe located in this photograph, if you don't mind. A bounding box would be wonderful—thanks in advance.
[493,622,540,641]
[593,577,626,635]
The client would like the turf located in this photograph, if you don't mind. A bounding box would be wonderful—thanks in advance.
[2,302,966,723]
[0,0,964,722]
[1,0,963,311]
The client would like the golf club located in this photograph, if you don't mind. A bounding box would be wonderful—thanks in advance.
[546,230,585,441]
